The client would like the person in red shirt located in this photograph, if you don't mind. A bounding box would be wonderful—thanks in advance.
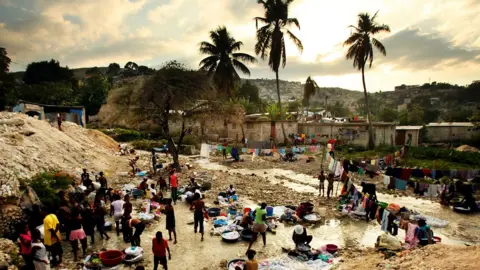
[169,169,178,204]
[152,231,171,270]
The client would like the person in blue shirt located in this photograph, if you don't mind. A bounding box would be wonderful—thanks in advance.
[415,217,433,246]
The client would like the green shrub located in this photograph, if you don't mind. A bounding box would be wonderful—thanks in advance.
[29,172,72,210]
[181,135,200,146]
[408,146,480,166]
[131,139,167,151]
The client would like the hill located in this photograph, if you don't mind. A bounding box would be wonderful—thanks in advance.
[11,66,109,80]
[247,78,364,109]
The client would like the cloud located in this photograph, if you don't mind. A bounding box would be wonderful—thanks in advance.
[380,28,480,69]
[0,0,149,64]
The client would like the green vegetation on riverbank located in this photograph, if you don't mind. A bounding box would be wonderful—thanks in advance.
[335,144,480,169]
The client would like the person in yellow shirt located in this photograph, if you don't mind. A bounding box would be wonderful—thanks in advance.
[245,249,258,270]
[42,207,63,267]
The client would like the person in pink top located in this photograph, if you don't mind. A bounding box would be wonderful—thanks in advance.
[19,223,33,268]
[169,169,178,204]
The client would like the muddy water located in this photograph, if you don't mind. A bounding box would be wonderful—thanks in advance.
[197,159,480,246]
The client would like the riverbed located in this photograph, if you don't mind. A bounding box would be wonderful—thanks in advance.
[60,158,478,269]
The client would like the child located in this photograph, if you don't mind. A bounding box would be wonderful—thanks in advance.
[318,171,325,197]
[19,223,33,269]
[31,229,50,270]
[245,249,258,270]
[69,209,87,261]
[164,199,177,244]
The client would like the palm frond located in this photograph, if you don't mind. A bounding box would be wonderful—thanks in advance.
[254,16,269,29]
[232,59,251,76]
[255,27,272,58]
[371,10,379,22]
[199,42,217,55]
[372,38,386,56]
[348,25,361,32]
[285,18,300,29]
[199,56,218,66]
[343,33,362,46]
[371,24,391,34]
[286,30,303,53]
[232,53,257,63]
[230,41,244,52]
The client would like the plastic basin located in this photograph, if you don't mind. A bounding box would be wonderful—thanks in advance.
[222,231,240,243]
[227,259,245,270]
[326,244,338,254]
[240,228,253,241]
[99,250,124,266]
[208,208,221,217]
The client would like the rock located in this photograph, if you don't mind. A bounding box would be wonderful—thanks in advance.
[219,259,227,268]
[18,129,35,136]
[0,118,25,126]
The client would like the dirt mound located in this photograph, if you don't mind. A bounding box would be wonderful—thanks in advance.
[0,112,124,195]
[338,244,480,270]
[94,76,151,129]
[455,145,479,152]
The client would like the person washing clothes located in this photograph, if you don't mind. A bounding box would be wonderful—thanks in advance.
[415,217,434,246]
[292,225,313,246]
[226,185,236,197]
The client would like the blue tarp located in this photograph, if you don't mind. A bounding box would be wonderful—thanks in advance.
[69,109,84,127]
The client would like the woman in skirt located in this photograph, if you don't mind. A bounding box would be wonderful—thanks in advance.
[69,209,87,261]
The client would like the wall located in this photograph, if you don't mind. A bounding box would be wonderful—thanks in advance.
[395,130,420,146]
[228,121,298,143]
[425,126,479,142]
[298,123,396,147]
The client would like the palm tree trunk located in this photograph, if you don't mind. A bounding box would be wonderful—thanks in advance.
[361,65,375,150]
[276,71,288,145]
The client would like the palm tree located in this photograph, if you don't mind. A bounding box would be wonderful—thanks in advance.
[199,26,256,98]
[254,0,303,145]
[265,103,284,141]
[303,76,319,117]
[344,11,390,149]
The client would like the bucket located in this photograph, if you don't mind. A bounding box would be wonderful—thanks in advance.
[229,209,237,215]
[232,195,238,201]
[266,206,274,217]
[243,207,252,214]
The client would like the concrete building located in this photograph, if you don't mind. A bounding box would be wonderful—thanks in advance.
[13,100,87,127]
[425,122,478,142]
[298,122,396,147]
[396,126,423,146]
[227,120,298,143]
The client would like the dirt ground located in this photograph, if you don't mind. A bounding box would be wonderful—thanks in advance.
[336,244,480,270]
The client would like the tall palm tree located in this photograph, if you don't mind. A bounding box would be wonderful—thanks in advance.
[344,11,390,150]
[199,26,256,98]
[303,76,319,116]
[254,0,303,145]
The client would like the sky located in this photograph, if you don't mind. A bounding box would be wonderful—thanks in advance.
[1,0,479,92]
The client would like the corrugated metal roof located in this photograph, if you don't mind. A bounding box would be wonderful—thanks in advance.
[396,126,423,130]
[426,122,474,127]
